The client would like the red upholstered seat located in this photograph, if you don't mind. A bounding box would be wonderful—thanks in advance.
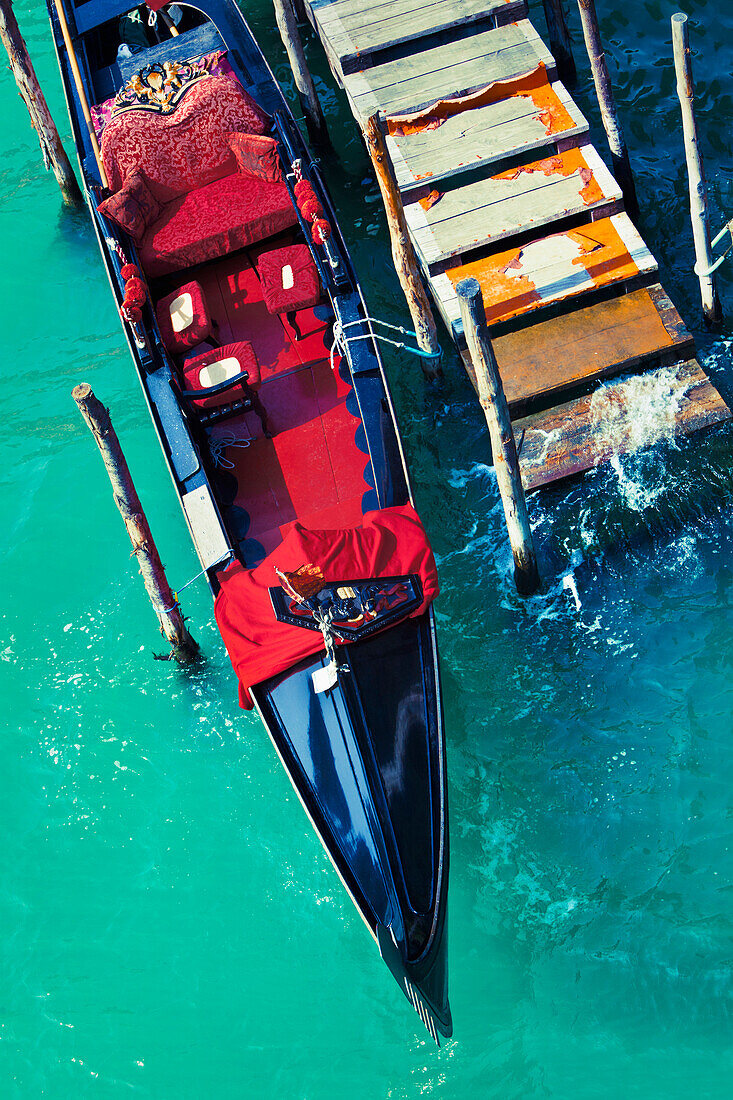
[257,244,320,315]
[182,340,261,408]
[139,174,298,277]
[156,280,211,352]
[101,75,269,200]
[100,73,297,277]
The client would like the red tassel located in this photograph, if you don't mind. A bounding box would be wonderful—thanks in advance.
[121,263,140,280]
[124,277,146,308]
[300,196,324,222]
[294,179,316,201]
[311,218,332,244]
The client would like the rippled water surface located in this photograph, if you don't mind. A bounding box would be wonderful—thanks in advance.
[3,1,733,1096]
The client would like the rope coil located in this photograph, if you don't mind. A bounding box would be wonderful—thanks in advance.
[209,430,252,469]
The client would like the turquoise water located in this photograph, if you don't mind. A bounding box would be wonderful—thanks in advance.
[3,1,733,1095]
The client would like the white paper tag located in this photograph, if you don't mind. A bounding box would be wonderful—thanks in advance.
[312,661,338,694]
[281,264,294,290]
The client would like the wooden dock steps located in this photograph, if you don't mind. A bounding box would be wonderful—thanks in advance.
[432,213,657,335]
[514,360,731,491]
[461,286,695,416]
[308,0,528,79]
[386,65,588,198]
[341,20,555,122]
[404,145,622,270]
[303,0,731,490]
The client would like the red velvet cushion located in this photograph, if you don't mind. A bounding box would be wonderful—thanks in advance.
[155,280,211,352]
[182,340,261,408]
[257,244,321,315]
[139,173,298,278]
[97,168,161,241]
[228,132,282,183]
[101,76,271,201]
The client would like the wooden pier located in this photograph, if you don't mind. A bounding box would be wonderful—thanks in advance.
[302,0,730,490]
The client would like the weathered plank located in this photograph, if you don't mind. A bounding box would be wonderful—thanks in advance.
[460,285,696,416]
[341,20,555,122]
[405,144,621,270]
[432,212,657,333]
[310,0,528,76]
[513,360,731,491]
[387,72,588,195]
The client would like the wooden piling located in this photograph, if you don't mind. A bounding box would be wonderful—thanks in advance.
[51,0,108,187]
[0,0,81,206]
[72,384,199,662]
[273,0,331,148]
[542,0,576,87]
[455,278,539,595]
[576,0,638,218]
[671,12,722,326]
[363,114,441,379]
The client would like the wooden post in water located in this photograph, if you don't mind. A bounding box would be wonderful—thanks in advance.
[273,0,330,148]
[542,0,576,87]
[576,0,638,218]
[456,279,539,595]
[0,0,81,206]
[72,384,199,663]
[671,12,722,326]
[363,114,442,380]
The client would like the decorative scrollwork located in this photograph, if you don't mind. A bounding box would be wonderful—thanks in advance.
[111,55,219,118]
[269,574,423,641]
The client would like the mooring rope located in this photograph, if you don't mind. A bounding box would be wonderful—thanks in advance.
[158,550,234,614]
[329,316,441,371]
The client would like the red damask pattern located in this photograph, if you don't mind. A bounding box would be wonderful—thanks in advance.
[182,340,261,407]
[97,168,161,241]
[139,173,298,277]
[227,133,282,183]
[101,76,270,201]
[257,244,321,315]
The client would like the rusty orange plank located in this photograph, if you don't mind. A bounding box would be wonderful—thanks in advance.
[460,286,695,416]
[437,213,657,329]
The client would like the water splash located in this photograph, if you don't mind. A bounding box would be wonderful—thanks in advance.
[562,573,582,610]
[589,365,690,460]
[588,366,693,511]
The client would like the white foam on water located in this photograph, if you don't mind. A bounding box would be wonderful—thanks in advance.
[589,365,690,458]
[563,573,582,610]
[589,366,693,511]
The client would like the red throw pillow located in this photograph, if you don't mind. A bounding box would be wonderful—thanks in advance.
[97,169,162,242]
[228,133,283,183]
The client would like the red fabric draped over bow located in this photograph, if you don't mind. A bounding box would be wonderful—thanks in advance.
[214,503,439,708]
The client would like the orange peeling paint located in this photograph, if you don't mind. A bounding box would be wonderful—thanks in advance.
[494,148,604,206]
[446,250,541,325]
[386,63,574,138]
[445,219,642,325]
[418,190,442,211]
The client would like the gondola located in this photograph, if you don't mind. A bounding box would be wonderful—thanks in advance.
[47,0,451,1040]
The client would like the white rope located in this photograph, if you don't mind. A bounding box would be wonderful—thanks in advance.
[158,551,234,614]
[208,429,252,469]
[329,316,440,370]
